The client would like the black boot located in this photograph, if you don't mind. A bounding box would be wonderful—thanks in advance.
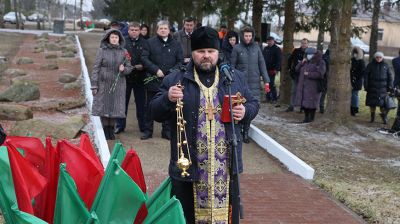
[243,130,250,143]
[319,107,324,114]
[285,105,294,112]
[351,107,356,116]
[309,109,316,122]
[370,112,375,123]
[108,126,115,140]
[242,123,250,143]
[380,112,388,124]
[303,109,310,123]
[355,107,359,114]
[103,126,110,140]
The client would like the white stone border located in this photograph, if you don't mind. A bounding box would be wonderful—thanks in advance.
[75,35,110,168]
[249,124,315,180]
[0,28,65,36]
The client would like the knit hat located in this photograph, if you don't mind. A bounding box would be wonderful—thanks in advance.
[374,51,384,58]
[191,26,220,51]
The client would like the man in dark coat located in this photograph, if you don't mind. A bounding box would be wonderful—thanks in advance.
[392,49,400,118]
[141,20,183,140]
[150,26,259,224]
[286,38,309,112]
[350,46,365,116]
[173,17,195,65]
[114,22,147,134]
[263,36,282,104]
[231,26,269,143]
[364,51,393,124]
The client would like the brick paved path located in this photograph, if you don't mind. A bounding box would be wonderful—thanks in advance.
[143,171,363,224]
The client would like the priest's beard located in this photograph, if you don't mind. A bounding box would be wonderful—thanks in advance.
[194,61,217,75]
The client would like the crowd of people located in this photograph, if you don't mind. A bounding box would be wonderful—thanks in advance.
[88,18,400,223]
[91,18,400,141]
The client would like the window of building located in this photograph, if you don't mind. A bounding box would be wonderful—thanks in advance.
[378,28,384,41]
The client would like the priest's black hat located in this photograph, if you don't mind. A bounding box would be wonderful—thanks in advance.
[191,26,220,51]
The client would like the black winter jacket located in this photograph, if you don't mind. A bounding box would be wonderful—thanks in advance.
[350,58,365,91]
[141,35,183,91]
[262,44,282,72]
[149,63,259,182]
[364,60,393,107]
[392,56,400,88]
[124,35,147,84]
[288,47,306,79]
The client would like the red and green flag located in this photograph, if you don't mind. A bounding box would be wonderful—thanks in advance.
[0,146,47,224]
[34,137,60,223]
[54,163,98,224]
[6,141,47,215]
[144,196,185,224]
[58,139,104,210]
[145,177,172,217]
[11,204,47,224]
[4,136,46,175]
[91,159,146,224]
[79,133,103,170]
[121,149,148,224]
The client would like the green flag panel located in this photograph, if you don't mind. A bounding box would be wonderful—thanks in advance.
[54,164,93,224]
[92,160,145,224]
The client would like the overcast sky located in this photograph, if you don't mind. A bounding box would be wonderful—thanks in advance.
[62,0,93,11]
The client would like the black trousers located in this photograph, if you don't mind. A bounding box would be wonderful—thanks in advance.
[143,90,170,135]
[116,82,146,132]
[171,178,195,224]
[266,75,278,101]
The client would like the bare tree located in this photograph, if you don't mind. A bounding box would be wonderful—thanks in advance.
[279,0,295,105]
[326,0,353,121]
[370,0,382,61]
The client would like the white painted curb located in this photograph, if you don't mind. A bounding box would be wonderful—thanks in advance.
[0,28,65,36]
[249,124,315,180]
[76,35,110,168]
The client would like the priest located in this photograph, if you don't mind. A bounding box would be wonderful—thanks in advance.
[149,26,259,224]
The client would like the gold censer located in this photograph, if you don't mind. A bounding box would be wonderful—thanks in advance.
[175,82,192,177]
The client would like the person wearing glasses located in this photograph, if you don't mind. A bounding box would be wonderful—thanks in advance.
[364,51,393,124]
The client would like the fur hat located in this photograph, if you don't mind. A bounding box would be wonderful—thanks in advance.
[191,26,220,51]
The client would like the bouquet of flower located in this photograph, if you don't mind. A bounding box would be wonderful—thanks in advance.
[109,51,131,93]
[143,74,159,85]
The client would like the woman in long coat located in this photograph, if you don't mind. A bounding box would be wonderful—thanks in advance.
[350,46,365,116]
[221,30,238,63]
[91,29,133,140]
[295,47,326,123]
[364,51,393,124]
[231,26,269,143]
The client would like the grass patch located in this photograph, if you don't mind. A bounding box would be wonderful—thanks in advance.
[314,179,400,223]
